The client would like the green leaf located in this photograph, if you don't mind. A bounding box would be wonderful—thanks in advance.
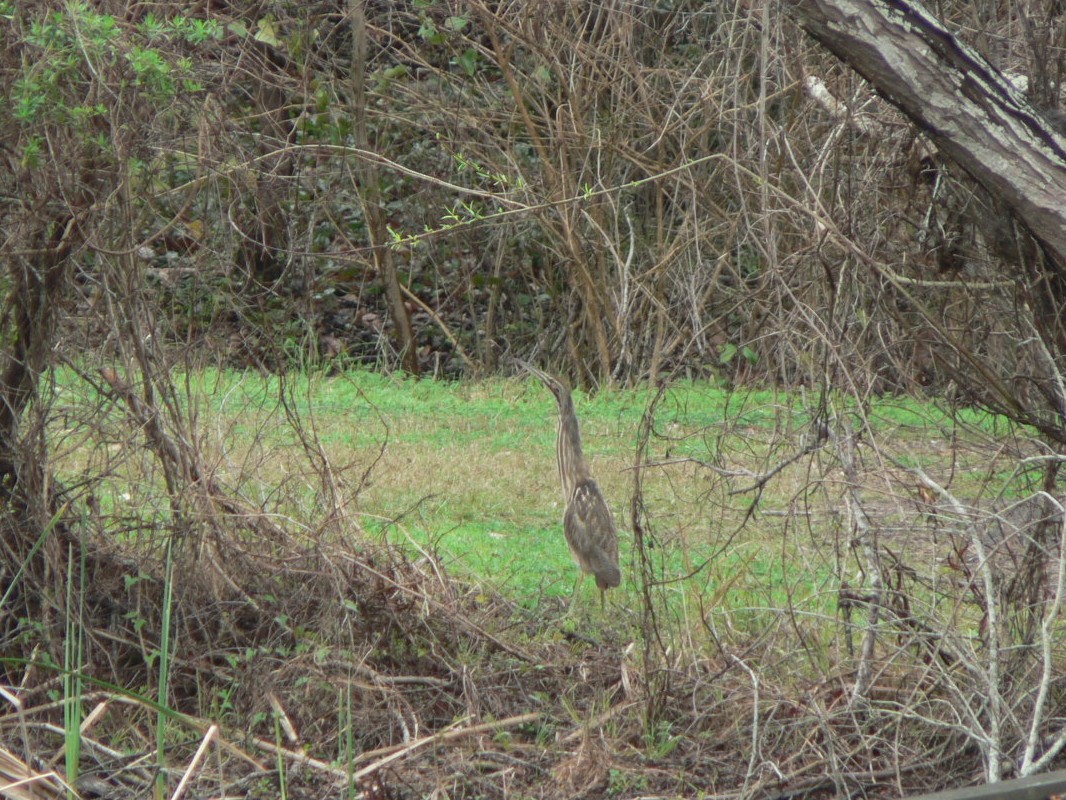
[255,17,279,47]
[140,12,165,40]
[457,48,478,77]
[418,18,444,45]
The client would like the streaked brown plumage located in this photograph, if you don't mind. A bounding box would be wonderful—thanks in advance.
[518,360,621,606]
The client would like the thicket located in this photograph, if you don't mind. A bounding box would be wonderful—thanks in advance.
[5,0,1063,395]
[2,0,1066,797]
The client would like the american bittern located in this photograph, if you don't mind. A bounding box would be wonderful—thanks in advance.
[519,360,621,608]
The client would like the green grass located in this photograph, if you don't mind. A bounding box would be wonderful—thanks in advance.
[45,365,1032,635]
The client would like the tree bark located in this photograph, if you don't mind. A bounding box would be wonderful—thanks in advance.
[790,0,1066,264]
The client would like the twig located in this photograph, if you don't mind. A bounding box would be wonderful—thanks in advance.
[247,712,541,783]
[1021,494,1066,776]
[353,712,538,779]
[731,441,823,495]
[247,737,348,781]
[268,694,299,745]
[322,659,449,688]
[733,654,764,796]
[398,283,475,370]
[560,702,637,743]
[910,465,1003,781]
[169,724,218,800]
[97,366,288,544]
[834,421,882,710]
[341,552,537,662]
[628,438,823,496]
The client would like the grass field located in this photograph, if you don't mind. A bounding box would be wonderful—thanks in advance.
[25,365,1064,797]
[49,365,1025,635]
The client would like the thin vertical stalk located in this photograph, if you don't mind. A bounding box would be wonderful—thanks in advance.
[63,540,85,798]
[155,535,176,799]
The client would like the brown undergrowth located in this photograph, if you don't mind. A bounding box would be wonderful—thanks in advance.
[0,503,996,800]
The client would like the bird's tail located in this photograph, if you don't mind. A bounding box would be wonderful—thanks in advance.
[594,563,621,590]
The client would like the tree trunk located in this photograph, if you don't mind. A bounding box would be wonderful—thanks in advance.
[790,0,1066,264]
[0,221,72,479]
[349,0,419,375]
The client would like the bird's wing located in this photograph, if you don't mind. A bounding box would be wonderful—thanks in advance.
[564,479,621,588]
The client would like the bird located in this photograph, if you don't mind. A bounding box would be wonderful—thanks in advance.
[518,360,621,609]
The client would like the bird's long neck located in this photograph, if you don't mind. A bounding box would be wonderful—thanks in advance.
[556,392,591,502]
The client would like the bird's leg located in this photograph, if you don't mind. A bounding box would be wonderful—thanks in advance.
[564,571,586,617]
